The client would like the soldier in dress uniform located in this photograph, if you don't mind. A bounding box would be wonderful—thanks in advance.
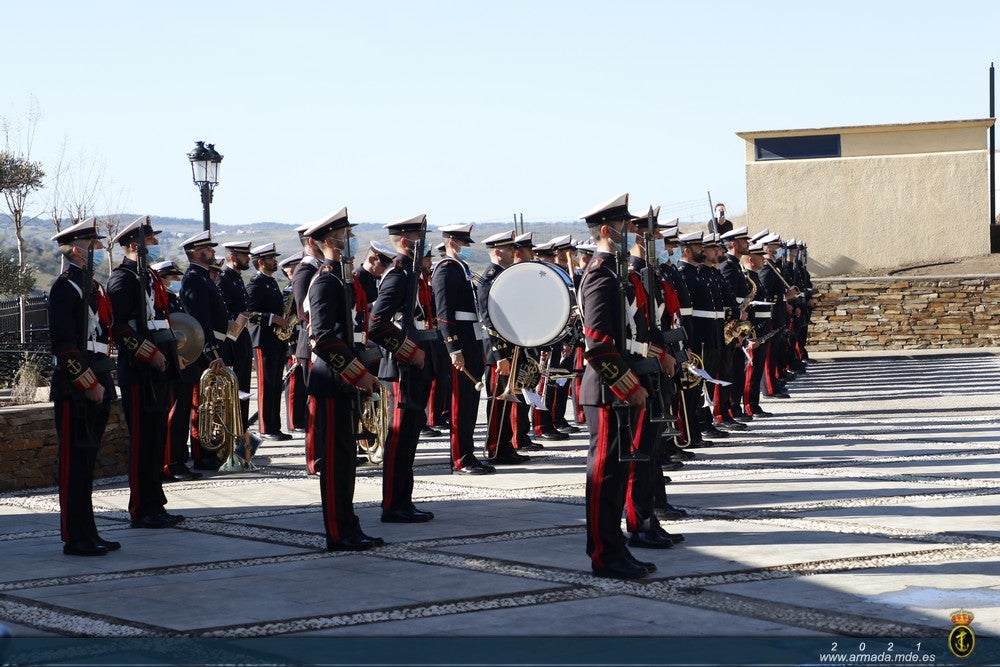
[741,243,773,417]
[301,211,384,551]
[368,215,439,520]
[432,224,497,475]
[247,243,292,441]
[759,233,797,399]
[476,230,526,465]
[548,234,580,435]
[216,240,254,429]
[278,251,305,434]
[151,260,203,482]
[49,220,119,556]
[107,216,185,530]
[577,194,654,579]
[178,231,230,469]
[719,227,754,423]
[293,221,325,441]
[703,233,748,433]
[571,239,597,426]
[425,241,453,431]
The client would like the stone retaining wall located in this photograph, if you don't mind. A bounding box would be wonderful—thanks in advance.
[0,400,130,492]
[809,275,1000,351]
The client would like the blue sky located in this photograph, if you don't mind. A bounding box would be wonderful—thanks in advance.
[5,1,1000,227]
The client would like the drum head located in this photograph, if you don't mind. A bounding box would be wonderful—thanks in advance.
[487,262,573,347]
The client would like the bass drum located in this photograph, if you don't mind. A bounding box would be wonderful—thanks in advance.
[487,261,576,348]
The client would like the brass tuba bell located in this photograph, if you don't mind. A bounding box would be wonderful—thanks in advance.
[198,366,260,472]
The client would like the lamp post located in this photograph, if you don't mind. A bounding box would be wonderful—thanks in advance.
[187,140,224,232]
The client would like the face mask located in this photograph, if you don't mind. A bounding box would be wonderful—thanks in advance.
[657,249,670,264]
[456,246,473,261]
[144,245,161,262]
[90,249,107,269]
[167,282,181,294]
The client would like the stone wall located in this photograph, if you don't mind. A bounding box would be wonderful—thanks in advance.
[809,275,1000,351]
[0,400,130,492]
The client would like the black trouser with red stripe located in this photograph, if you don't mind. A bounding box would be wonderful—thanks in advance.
[511,401,533,449]
[164,380,194,474]
[484,366,516,460]
[583,404,630,570]
[255,346,285,435]
[427,339,451,428]
[54,382,112,544]
[745,343,767,413]
[285,357,308,431]
[450,364,481,467]
[122,378,170,521]
[382,370,431,513]
[309,394,363,545]
[625,405,666,535]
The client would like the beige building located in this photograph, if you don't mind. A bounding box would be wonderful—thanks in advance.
[736,118,995,276]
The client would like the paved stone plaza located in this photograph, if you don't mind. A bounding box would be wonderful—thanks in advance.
[1,351,999,664]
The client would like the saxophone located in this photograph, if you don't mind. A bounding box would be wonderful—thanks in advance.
[274,292,299,342]
[723,266,759,345]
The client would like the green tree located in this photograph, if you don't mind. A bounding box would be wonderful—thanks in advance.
[0,247,35,296]
[0,151,46,341]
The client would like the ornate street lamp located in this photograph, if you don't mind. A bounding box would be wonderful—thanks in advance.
[187,140,224,231]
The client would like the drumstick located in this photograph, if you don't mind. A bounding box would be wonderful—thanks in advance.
[462,368,485,391]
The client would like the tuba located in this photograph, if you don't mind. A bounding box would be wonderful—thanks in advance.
[357,381,389,464]
[198,366,262,472]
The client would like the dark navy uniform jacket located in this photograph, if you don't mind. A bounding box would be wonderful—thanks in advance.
[48,263,116,406]
[107,259,179,388]
[757,262,788,330]
[369,253,425,381]
[179,263,227,380]
[247,271,286,352]
[292,256,321,362]
[432,256,485,378]
[578,252,643,406]
[307,259,368,398]
[216,266,253,366]
[678,261,721,349]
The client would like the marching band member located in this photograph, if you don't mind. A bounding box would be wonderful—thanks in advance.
[476,230,525,465]
[719,227,754,424]
[432,223,496,475]
[178,231,229,469]
[302,210,384,551]
[278,251,306,433]
[742,243,773,417]
[217,241,255,429]
[292,222,325,441]
[369,215,438,520]
[577,194,653,580]
[108,217,184,530]
[49,220,118,556]
[247,243,291,441]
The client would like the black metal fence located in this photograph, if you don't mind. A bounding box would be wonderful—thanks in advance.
[0,295,51,387]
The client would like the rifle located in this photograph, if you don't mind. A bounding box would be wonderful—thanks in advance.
[395,216,429,409]
[614,216,648,463]
[707,191,716,233]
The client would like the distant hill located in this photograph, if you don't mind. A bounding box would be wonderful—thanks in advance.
[0,213,725,296]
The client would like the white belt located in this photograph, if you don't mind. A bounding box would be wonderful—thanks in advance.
[87,341,109,354]
[129,318,170,330]
[692,309,726,320]
[624,339,649,357]
[353,332,367,344]
[214,331,227,341]
[679,307,693,316]
[756,311,772,319]
[454,311,479,322]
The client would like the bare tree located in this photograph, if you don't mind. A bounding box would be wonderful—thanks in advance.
[65,145,105,224]
[97,179,131,274]
[46,136,70,234]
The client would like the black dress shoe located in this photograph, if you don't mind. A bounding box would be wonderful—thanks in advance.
[687,438,714,448]
[750,407,773,417]
[654,526,686,544]
[554,423,579,434]
[63,540,108,557]
[721,419,748,431]
[168,468,203,482]
[624,551,657,573]
[130,513,181,529]
[192,458,218,471]
[263,431,292,441]
[161,512,185,525]
[410,507,435,521]
[731,410,753,422]
[96,537,122,551]
[661,460,684,471]
[702,425,728,438]
[453,463,495,475]
[381,508,433,523]
[420,427,443,437]
[491,451,531,465]
[326,534,380,551]
[653,506,685,521]
[291,427,307,435]
[517,440,544,451]
[538,429,569,441]
[671,450,695,461]
[767,391,791,399]
[592,556,648,579]
[358,532,385,547]
[627,530,674,549]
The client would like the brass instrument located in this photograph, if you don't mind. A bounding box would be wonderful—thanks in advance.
[274,292,299,342]
[498,346,542,401]
[357,380,389,464]
[198,366,261,472]
[680,350,704,390]
[723,319,755,345]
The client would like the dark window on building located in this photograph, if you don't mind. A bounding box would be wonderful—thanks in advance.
[754,134,841,160]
